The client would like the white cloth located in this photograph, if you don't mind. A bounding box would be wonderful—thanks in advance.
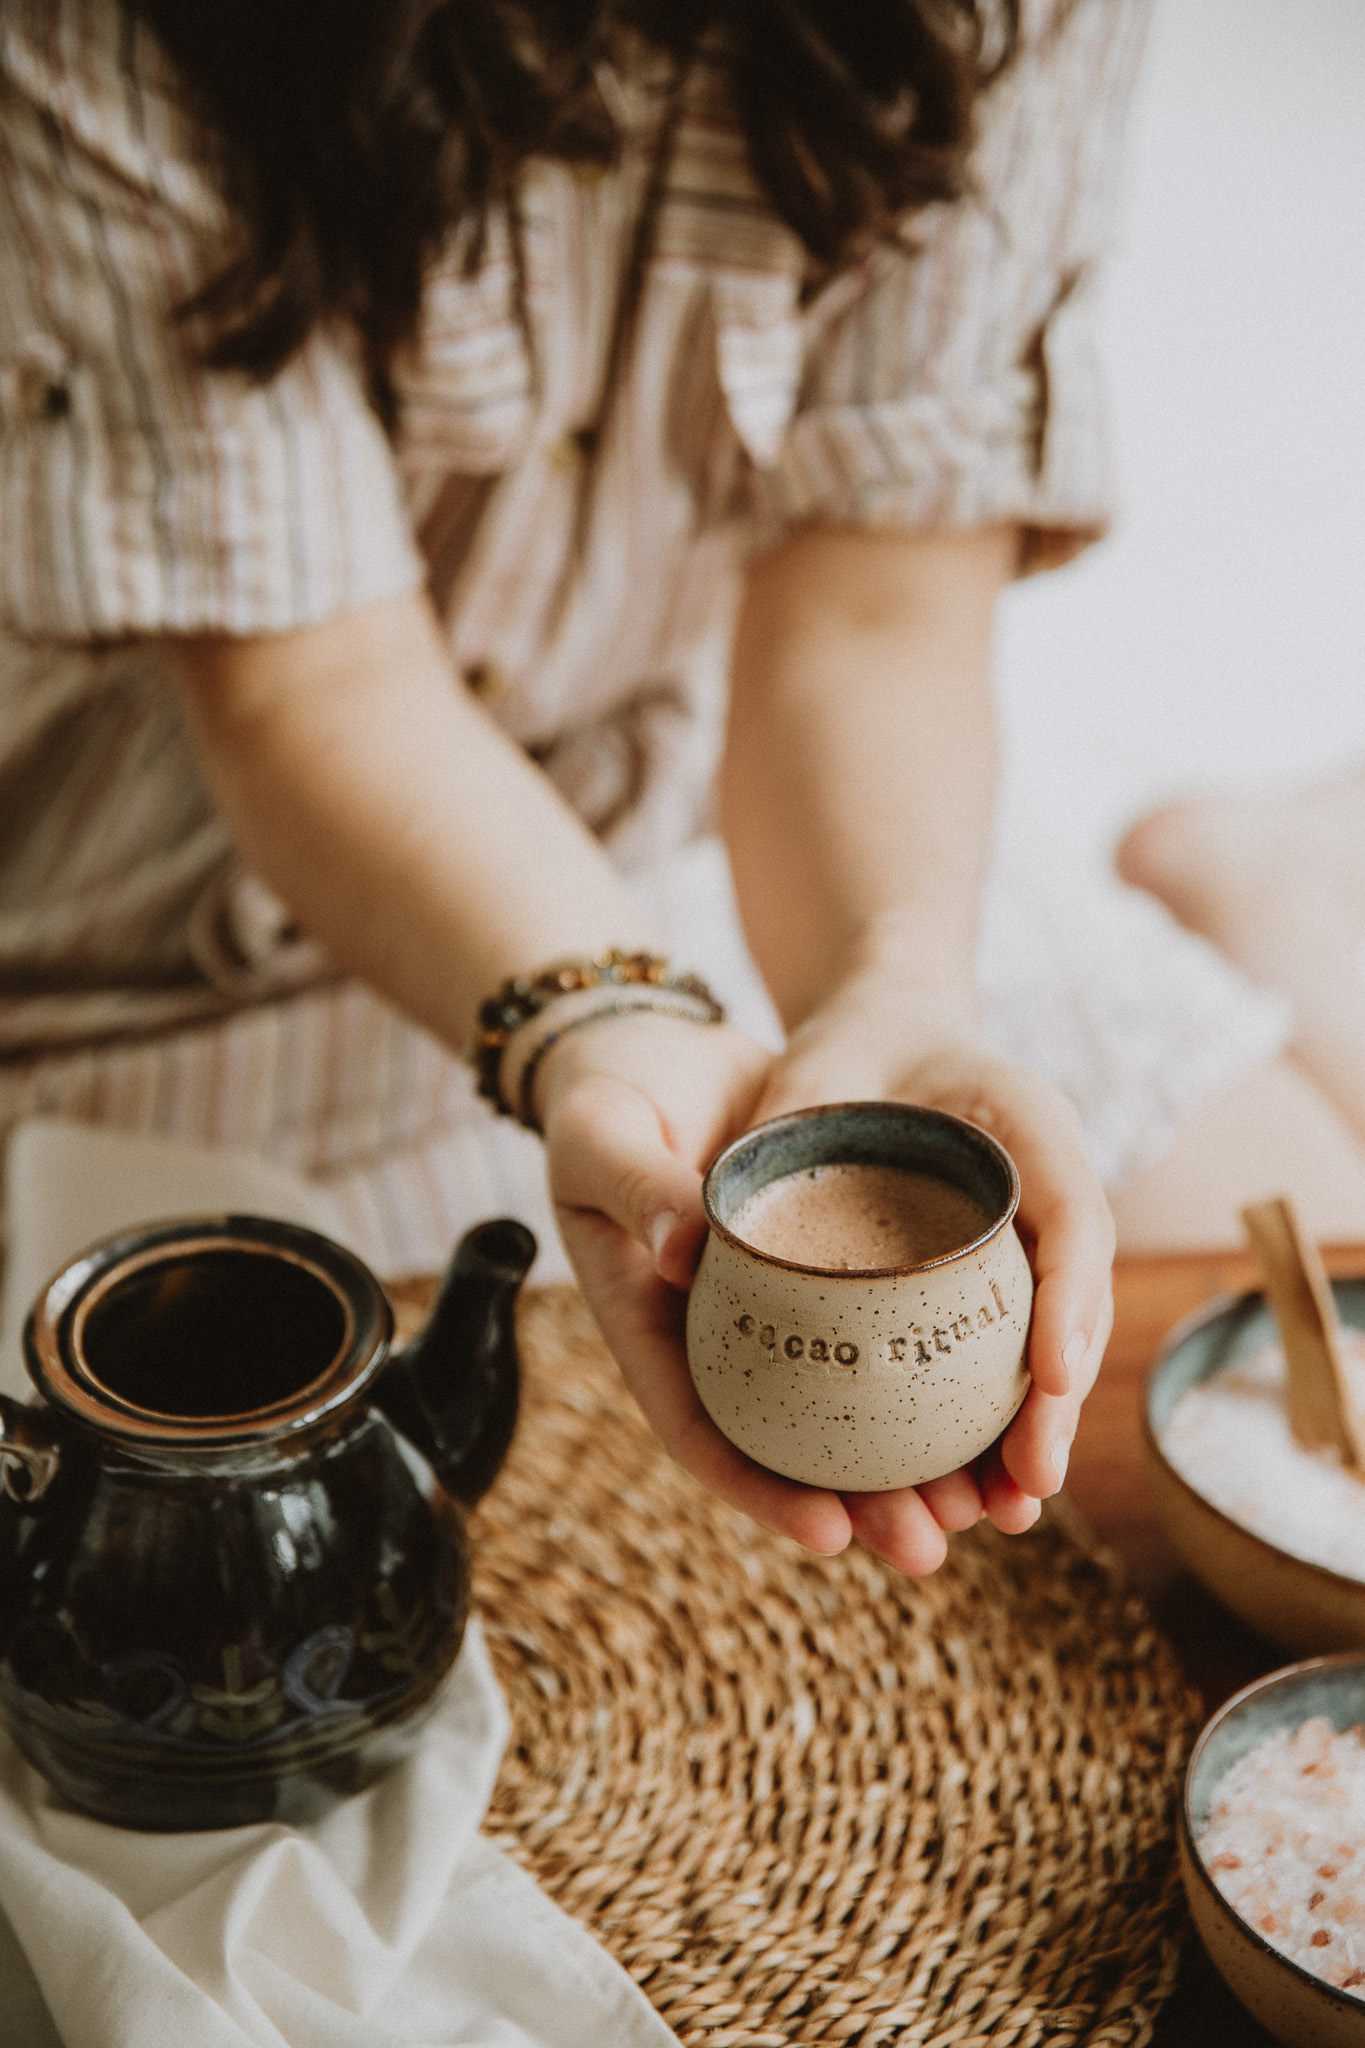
[0,1124,676,2048]
[0,1624,674,2048]
[975,835,1294,1190]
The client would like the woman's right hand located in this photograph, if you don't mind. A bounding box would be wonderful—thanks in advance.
[536,1010,866,1559]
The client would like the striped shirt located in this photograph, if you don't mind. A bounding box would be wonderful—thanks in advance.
[0,0,1151,1058]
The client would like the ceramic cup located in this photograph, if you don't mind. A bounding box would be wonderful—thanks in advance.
[686,1102,1033,1491]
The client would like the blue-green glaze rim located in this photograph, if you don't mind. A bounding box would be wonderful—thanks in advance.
[701,1102,1020,1278]
[1182,1651,1365,2020]
[1143,1280,1365,1607]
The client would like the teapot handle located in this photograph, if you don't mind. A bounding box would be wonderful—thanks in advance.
[0,1394,61,1505]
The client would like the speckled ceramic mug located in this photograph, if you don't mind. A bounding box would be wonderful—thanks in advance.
[686,1102,1034,1491]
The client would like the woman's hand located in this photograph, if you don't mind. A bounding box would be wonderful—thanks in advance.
[756,978,1115,1568]
[537,992,1114,1578]
[539,1012,859,1558]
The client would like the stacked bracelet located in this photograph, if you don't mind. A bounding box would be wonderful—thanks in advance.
[467,949,724,1128]
[514,986,721,1131]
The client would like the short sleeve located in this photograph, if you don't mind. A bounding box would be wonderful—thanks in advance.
[756,0,1153,573]
[0,2,423,639]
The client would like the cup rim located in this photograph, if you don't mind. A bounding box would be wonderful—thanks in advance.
[700,1101,1021,1278]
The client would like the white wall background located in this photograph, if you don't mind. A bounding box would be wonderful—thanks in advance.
[995,0,1365,860]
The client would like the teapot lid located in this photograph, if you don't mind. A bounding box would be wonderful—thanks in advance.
[24,1215,393,1452]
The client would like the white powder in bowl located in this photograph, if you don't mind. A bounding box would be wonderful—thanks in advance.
[1159,1335,1365,1579]
[1198,1715,1365,1994]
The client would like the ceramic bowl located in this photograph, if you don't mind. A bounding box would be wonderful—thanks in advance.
[1144,1283,1365,1654]
[1181,1653,1365,2048]
[686,1102,1033,1491]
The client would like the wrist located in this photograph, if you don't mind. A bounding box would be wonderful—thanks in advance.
[465,947,725,1131]
[829,903,979,1031]
[770,913,988,1112]
[506,985,723,1132]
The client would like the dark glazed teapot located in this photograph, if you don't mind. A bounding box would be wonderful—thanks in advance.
[0,1213,535,1831]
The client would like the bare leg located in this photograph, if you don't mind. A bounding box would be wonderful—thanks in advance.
[1110,1056,1365,1254]
[1117,766,1365,1142]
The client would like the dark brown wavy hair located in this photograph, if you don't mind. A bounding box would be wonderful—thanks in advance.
[128,0,1017,430]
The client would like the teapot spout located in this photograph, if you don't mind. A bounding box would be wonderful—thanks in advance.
[374,1219,535,1505]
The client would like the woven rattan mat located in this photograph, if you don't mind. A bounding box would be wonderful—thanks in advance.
[439,1285,1198,2048]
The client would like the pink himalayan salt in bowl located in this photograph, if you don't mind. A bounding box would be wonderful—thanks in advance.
[1182,1654,1365,2048]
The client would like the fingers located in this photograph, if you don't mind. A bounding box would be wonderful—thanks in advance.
[547,1071,710,1289]
[542,1029,861,1558]
[960,1086,1112,1405]
[850,1457,1033,1558]
[1023,1184,1114,1404]
[994,1089,1121,1409]
[916,1467,985,1532]
[842,1490,949,1577]
[975,1448,1043,1535]
[842,1462,988,1575]
[910,1064,1113,1507]
[558,1205,854,1556]
[540,1016,771,1288]
[561,1184,1038,1572]
[998,1280,1113,1501]
[875,1059,1113,1511]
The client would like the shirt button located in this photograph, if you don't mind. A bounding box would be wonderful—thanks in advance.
[22,367,70,420]
[0,338,74,426]
[464,659,512,704]
[549,427,598,471]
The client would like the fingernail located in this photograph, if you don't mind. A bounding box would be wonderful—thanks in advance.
[649,1210,678,1266]
[1051,1438,1072,1488]
[1061,1332,1087,1390]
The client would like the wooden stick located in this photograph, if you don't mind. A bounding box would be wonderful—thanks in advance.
[1242,1196,1365,1470]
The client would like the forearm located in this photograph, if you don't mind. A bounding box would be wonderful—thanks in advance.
[172,592,653,1050]
[722,525,1015,1028]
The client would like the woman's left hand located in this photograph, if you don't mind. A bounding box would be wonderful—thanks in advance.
[748,977,1115,1571]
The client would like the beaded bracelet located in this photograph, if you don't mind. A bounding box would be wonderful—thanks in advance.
[514,989,722,1132]
[468,949,724,1122]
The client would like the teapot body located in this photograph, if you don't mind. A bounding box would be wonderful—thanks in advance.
[0,1214,532,1831]
[0,1407,468,1829]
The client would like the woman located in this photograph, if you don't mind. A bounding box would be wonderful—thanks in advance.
[0,0,1158,1574]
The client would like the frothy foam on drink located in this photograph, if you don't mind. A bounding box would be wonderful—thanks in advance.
[730,1162,991,1272]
